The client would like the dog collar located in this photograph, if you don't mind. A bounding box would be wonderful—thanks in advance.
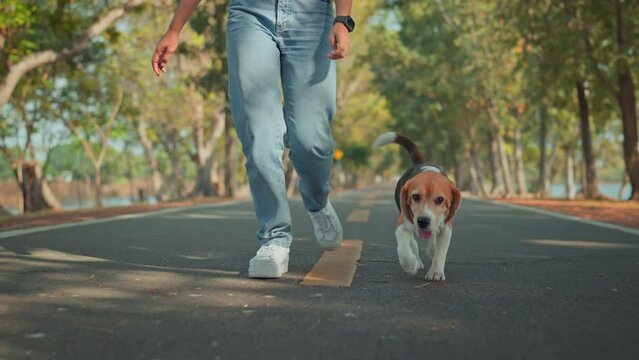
[417,165,444,174]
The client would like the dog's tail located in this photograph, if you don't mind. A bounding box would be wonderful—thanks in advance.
[373,132,425,166]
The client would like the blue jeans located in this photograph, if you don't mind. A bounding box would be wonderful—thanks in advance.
[227,0,336,248]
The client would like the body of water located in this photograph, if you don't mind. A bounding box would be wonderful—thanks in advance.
[4,196,158,216]
[60,196,158,211]
[550,182,631,200]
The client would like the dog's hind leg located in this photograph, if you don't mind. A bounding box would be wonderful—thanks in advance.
[425,226,452,281]
[395,225,422,276]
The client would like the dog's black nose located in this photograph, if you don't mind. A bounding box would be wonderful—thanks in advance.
[417,217,431,229]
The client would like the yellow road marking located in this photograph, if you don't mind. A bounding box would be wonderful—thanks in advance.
[300,240,363,287]
[346,209,370,222]
[359,191,381,207]
[359,199,375,207]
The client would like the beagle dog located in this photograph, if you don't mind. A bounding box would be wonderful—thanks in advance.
[374,132,461,281]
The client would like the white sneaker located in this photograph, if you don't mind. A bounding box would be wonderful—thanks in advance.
[308,200,343,251]
[248,244,290,278]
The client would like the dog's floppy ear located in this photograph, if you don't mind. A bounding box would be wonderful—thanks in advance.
[445,184,461,224]
[400,184,414,224]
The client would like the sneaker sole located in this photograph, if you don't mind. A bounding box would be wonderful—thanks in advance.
[248,257,289,279]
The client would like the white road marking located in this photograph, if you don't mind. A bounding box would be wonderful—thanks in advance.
[0,201,242,239]
[482,198,639,237]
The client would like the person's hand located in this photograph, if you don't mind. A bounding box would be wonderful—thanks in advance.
[151,31,180,77]
[328,23,350,60]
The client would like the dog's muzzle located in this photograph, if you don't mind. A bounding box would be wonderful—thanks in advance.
[416,217,432,239]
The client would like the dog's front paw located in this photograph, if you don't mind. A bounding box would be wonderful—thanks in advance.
[399,255,421,276]
[425,269,446,281]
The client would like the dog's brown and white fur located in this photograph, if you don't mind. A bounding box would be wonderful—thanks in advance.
[374,132,461,281]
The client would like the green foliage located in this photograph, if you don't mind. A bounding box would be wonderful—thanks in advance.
[46,143,93,179]
[340,141,371,170]
[0,152,14,180]
[1,0,636,207]
[0,0,36,64]
[0,0,133,75]
[367,0,634,188]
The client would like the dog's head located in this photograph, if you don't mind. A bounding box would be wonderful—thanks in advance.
[400,172,461,240]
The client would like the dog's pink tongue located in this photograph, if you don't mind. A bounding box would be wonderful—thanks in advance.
[419,230,432,239]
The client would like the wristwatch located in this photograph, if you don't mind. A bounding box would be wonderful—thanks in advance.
[333,15,355,32]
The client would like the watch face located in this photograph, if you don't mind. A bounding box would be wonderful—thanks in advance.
[336,16,355,32]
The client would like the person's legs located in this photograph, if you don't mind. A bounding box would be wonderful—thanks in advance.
[278,0,342,250]
[279,0,336,212]
[227,1,292,249]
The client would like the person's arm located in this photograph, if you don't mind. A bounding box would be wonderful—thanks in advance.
[334,0,352,17]
[328,0,353,60]
[151,0,201,77]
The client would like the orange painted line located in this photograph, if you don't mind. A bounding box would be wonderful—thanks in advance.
[359,191,380,207]
[300,240,363,287]
[346,209,370,222]
[359,199,375,207]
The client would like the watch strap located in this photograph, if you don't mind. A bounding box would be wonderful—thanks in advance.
[333,16,355,32]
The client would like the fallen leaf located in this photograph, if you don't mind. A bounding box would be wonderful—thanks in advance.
[414,283,432,288]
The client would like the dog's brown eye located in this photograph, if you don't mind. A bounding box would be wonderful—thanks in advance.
[435,196,444,205]
[412,194,421,202]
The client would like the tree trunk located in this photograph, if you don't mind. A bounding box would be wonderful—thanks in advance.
[94,166,103,208]
[190,93,215,197]
[65,86,122,208]
[283,149,298,195]
[136,120,164,200]
[193,166,216,196]
[283,148,293,187]
[579,156,587,196]
[536,106,549,197]
[496,130,514,197]
[211,158,222,195]
[467,149,486,196]
[576,81,601,199]
[124,141,136,202]
[466,126,486,196]
[224,109,238,197]
[453,152,468,190]
[287,169,299,196]
[4,149,61,212]
[545,139,558,196]
[615,0,639,200]
[564,144,576,200]
[39,170,62,210]
[21,162,51,212]
[159,127,184,200]
[486,103,514,196]
[169,151,185,199]
[0,204,10,217]
[190,98,225,197]
[28,147,62,210]
[488,131,504,195]
[513,124,529,196]
[618,172,628,199]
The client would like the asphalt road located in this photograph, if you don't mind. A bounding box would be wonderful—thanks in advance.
[1,185,638,360]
